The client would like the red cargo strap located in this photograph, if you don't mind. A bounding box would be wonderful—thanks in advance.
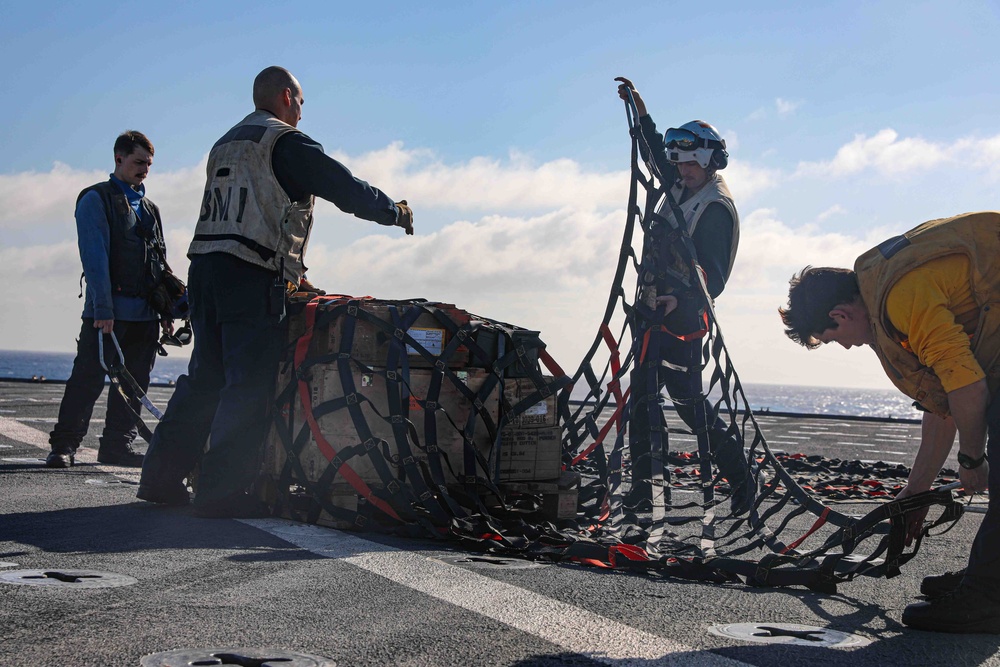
[781,507,831,554]
[538,348,565,379]
[570,324,629,465]
[571,386,630,466]
[609,544,650,567]
[293,297,401,521]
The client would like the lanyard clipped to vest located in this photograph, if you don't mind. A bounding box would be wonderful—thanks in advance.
[269,257,287,320]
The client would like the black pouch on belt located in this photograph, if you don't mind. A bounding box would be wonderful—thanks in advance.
[268,258,287,317]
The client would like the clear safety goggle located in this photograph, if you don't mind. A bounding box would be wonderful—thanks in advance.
[664,127,725,152]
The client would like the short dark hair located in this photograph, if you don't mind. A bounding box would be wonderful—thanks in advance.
[253,66,298,107]
[779,266,860,349]
[114,130,154,158]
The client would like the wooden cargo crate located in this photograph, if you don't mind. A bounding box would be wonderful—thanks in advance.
[269,365,501,488]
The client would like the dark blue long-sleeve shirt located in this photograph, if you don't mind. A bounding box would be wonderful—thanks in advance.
[272,132,398,226]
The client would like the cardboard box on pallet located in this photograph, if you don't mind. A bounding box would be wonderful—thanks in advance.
[319,301,471,369]
[273,365,501,488]
[497,427,562,481]
[502,376,558,429]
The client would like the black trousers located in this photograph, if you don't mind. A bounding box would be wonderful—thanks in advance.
[140,253,285,506]
[628,327,746,489]
[49,318,159,452]
[966,393,1000,586]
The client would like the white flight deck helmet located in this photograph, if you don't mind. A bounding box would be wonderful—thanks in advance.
[664,120,729,170]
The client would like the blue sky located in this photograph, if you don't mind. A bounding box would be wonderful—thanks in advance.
[2,0,1000,390]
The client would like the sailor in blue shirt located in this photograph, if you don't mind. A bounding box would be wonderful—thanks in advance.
[47,131,172,468]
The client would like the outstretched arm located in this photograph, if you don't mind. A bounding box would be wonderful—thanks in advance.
[272,132,405,230]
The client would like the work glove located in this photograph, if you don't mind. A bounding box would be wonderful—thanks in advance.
[395,200,414,235]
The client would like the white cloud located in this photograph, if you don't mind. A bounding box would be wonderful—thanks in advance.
[775,98,803,116]
[816,204,846,221]
[795,128,955,178]
[723,160,782,202]
[0,162,104,231]
[329,143,629,212]
[715,207,899,390]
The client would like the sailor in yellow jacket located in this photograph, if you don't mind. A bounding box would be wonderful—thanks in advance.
[780,212,1000,634]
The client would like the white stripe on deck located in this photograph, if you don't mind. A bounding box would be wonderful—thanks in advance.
[242,518,752,667]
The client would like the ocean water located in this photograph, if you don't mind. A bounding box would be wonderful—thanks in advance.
[0,349,921,420]
[0,349,190,386]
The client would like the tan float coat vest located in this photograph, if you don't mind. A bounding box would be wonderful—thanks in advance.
[657,173,741,282]
[854,211,1000,416]
[187,111,315,282]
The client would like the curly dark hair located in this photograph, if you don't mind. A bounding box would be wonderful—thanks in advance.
[779,266,860,349]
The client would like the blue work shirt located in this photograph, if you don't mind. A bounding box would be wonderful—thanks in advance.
[76,174,159,322]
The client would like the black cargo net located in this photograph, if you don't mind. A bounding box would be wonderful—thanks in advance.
[263,97,965,592]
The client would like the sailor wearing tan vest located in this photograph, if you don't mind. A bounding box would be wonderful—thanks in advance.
[138,66,414,518]
[780,212,1000,633]
[614,77,752,516]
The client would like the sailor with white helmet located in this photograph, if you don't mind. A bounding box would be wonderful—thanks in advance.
[614,77,751,514]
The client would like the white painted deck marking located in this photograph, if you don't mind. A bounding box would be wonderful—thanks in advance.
[243,518,753,667]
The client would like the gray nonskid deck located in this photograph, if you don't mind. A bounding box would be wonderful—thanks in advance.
[1,380,997,667]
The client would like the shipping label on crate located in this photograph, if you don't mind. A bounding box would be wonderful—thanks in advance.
[503,377,558,428]
[498,427,562,481]
[406,327,445,356]
[322,307,468,369]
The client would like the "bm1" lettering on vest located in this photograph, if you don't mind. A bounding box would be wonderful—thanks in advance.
[199,187,249,223]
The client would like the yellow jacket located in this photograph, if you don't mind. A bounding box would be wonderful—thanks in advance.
[854,211,1000,417]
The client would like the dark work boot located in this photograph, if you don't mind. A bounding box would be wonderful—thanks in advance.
[136,482,190,506]
[920,569,966,598]
[44,445,76,468]
[97,443,145,467]
[903,583,1000,633]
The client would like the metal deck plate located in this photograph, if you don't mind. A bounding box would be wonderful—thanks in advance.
[437,555,549,570]
[140,647,337,666]
[709,622,871,647]
[0,569,138,588]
